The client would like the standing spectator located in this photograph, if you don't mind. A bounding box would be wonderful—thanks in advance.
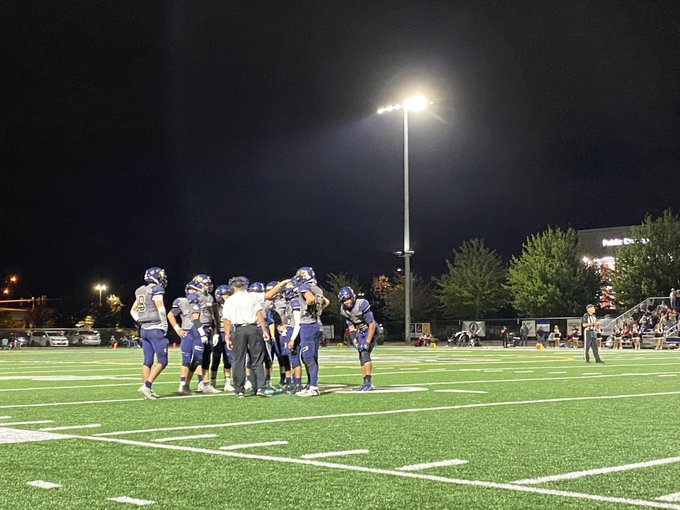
[671,288,677,310]
[582,304,604,363]
[500,325,510,348]
[519,323,529,346]
[569,327,580,349]
[655,320,665,350]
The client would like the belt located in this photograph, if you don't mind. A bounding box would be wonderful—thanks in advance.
[234,323,256,327]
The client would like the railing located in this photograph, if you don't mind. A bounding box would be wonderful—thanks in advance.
[600,296,669,335]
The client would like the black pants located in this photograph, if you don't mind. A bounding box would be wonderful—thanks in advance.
[231,324,265,393]
[584,331,601,362]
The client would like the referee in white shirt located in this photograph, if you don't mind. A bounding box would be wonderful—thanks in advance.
[582,303,604,364]
[222,276,271,397]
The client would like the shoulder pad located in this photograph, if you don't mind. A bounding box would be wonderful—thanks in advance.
[291,298,301,310]
[298,283,312,293]
[186,293,200,303]
[357,299,371,313]
[171,298,182,308]
[151,284,165,295]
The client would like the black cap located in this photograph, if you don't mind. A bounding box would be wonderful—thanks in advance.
[586,304,595,309]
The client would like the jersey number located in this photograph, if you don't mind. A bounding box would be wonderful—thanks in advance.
[138,295,146,312]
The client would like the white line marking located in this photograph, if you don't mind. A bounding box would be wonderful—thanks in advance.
[433,389,488,394]
[547,372,567,374]
[219,441,288,450]
[108,496,155,506]
[395,371,680,387]
[27,480,61,489]
[153,434,218,443]
[0,392,226,409]
[301,449,369,459]
[514,370,534,373]
[512,455,680,485]
[658,375,678,378]
[582,372,602,375]
[77,435,680,510]
[658,494,680,502]
[0,416,10,419]
[0,420,54,426]
[94,390,680,437]
[0,427,72,444]
[397,459,468,471]
[39,423,101,431]
[333,387,428,394]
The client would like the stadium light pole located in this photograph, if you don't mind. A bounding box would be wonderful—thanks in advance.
[378,95,429,344]
[93,283,107,306]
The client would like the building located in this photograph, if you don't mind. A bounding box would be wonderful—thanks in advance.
[577,226,638,310]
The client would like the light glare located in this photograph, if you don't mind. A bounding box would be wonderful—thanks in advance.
[403,95,428,112]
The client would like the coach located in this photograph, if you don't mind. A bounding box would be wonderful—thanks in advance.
[222,276,271,398]
[582,304,604,364]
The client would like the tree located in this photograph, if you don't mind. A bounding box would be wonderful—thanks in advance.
[383,273,436,321]
[369,274,391,320]
[613,210,680,307]
[324,272,363,320]
[507,227,599,316]
[436,238,507,319]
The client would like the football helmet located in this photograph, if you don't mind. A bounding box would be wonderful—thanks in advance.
[144,267,167,288]
[248,281,265,293]
[295,266,316,284]
[338,286,356,308]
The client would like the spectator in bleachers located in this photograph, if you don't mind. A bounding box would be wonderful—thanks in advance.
[670,288,676,311]
[568,326,579,348]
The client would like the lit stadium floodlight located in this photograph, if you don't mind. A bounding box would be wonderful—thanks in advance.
[377,94,432,344]
[93,283,108,305]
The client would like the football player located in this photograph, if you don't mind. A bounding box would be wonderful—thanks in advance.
[130,267,170,400]
[167,281,214,394]
[295,267,329,397]
[212,284,235,392]
[338,286,378,391]
[192,274,221,393]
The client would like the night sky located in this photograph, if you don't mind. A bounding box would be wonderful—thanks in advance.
[4,1,680,303]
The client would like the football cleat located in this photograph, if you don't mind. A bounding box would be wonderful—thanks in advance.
[177,384,192,395]
[244,379,253,391]
[296,386,320,397]
[224,381,235,392]
[139,385,157,400]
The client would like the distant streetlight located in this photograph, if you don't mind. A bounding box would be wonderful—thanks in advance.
[378,95,431,344]
[3,274,18,296]
[93,283,108,305]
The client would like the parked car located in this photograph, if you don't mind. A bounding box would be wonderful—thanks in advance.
[30,331,69,347]
[66,330,101,346]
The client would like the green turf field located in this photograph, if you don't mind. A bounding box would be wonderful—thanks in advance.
[2,345,680,509]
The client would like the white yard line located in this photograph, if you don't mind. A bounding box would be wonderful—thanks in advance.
[27,480,61,489]
[301,449,369,459]
[658,494,680,502]
[547,372,567,374]
[76,435,680,510]
[219,441,288,450]
[108,496,155,506]
[39,424,101,431]
[0,416,10,419]
[394,371,680,386]
[433,389,487,394]
[0,392,226,409]
[658,375,678,378]
[397,459,468,471]
[154,434,218,443]
[512,456,680,485]
[1,420,54,426]
[93,390,680,437]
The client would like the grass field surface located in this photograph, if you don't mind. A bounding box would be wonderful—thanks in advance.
[1,345,680,509]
